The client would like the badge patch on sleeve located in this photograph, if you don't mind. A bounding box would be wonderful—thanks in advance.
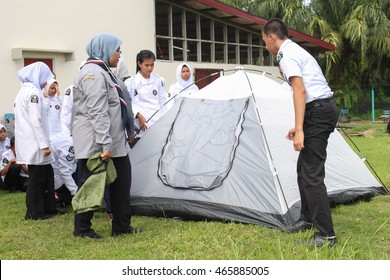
[277,51,283,63]
[66,146,75,161]
[65,88,71,96]
[83,77,95,82]
[30,95,39,103]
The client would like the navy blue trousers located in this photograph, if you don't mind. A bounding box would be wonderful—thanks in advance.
[74,155,132,235]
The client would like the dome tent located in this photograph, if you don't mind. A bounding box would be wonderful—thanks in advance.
[129,69,387,229]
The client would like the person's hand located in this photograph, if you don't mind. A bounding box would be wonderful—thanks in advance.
[293,130,304,151]
[100,151,112,161]
[128,132,138,144]
[137,113,147,131]
[286,128,305,151]
[42,147,51,156]
[286,128,295,140]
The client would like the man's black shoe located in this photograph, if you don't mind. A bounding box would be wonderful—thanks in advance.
[39,213,55,220]
[55,208,68,215]
[299,233,337,247]
[284,219,314,232]
[25,213,54,220]
[112,226,144,237]
[74,231,103,239]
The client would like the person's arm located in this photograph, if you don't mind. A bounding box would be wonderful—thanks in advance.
[287,76,306,151]
[135,112,147,131]
[27,92,51,155]
[118,80,135,136]
[84,71,112,154]
[125,77,141,119]
[60,87,73,135]
[56,143,78,195]
[1,157,17,176]
[125,77,147,131]
[158,77,167,115]
[20,164,28,174]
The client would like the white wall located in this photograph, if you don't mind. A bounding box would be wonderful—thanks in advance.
[0,0,155,116]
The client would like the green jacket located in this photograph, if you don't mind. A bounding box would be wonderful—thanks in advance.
[72,153,117,214]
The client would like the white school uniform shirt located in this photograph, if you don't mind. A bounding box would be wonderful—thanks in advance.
[277,39,333,103]
[50,132,77,195]
[1,149,29,178]
[167,83,199,110]
[125,72,167,136]
[60,85,73,136]
[0,138,10,159]
[14,83,53,165]
[44,95,62,138]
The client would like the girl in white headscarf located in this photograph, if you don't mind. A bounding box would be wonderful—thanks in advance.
[43,78,62,138]
[167,63,199,110]
[14,62,57,220]
[0,124,10,158]
[0,124,11,190]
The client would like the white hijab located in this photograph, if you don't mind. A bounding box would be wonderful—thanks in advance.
[44,78,58,94]
[17,62,54,90]
[175,63,193,89]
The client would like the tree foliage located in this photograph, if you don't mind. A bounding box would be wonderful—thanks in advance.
[218,0,390,110]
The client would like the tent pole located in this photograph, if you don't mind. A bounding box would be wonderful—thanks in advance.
[337,124,388,192]
[371,85,375,123]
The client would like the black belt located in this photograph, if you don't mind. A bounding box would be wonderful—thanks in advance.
[305,97,335,110]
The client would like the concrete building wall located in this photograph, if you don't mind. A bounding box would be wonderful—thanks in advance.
[0,0,155,115]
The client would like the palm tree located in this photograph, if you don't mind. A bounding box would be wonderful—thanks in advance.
[216,0,264,15]
[309,0,390,109]
[255,0,312,32]
[221,0,390,110]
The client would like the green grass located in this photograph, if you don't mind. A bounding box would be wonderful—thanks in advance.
[0,121,389,260]
[340,121,390,186]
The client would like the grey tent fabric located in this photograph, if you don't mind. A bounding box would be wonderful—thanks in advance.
[129,70,387,229]
[158,98,249,190]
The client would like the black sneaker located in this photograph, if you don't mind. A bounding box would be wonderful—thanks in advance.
[284,219,314,233]
[74,230,103,239]
[112,226,144,237]
[55,208,68,215]
[25,213,55,220]
[299,232,337,247]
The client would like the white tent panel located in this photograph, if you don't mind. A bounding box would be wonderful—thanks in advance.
[129,70,386,229]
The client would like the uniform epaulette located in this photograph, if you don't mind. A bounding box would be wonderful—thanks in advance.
[153,73,165,87]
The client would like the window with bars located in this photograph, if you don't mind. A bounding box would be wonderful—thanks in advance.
[155,0,271,66]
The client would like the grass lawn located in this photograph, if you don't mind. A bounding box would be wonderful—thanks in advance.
[0,121,389,260]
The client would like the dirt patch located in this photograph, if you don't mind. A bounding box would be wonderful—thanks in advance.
[363,129,376,138]
[345,132,364,137]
